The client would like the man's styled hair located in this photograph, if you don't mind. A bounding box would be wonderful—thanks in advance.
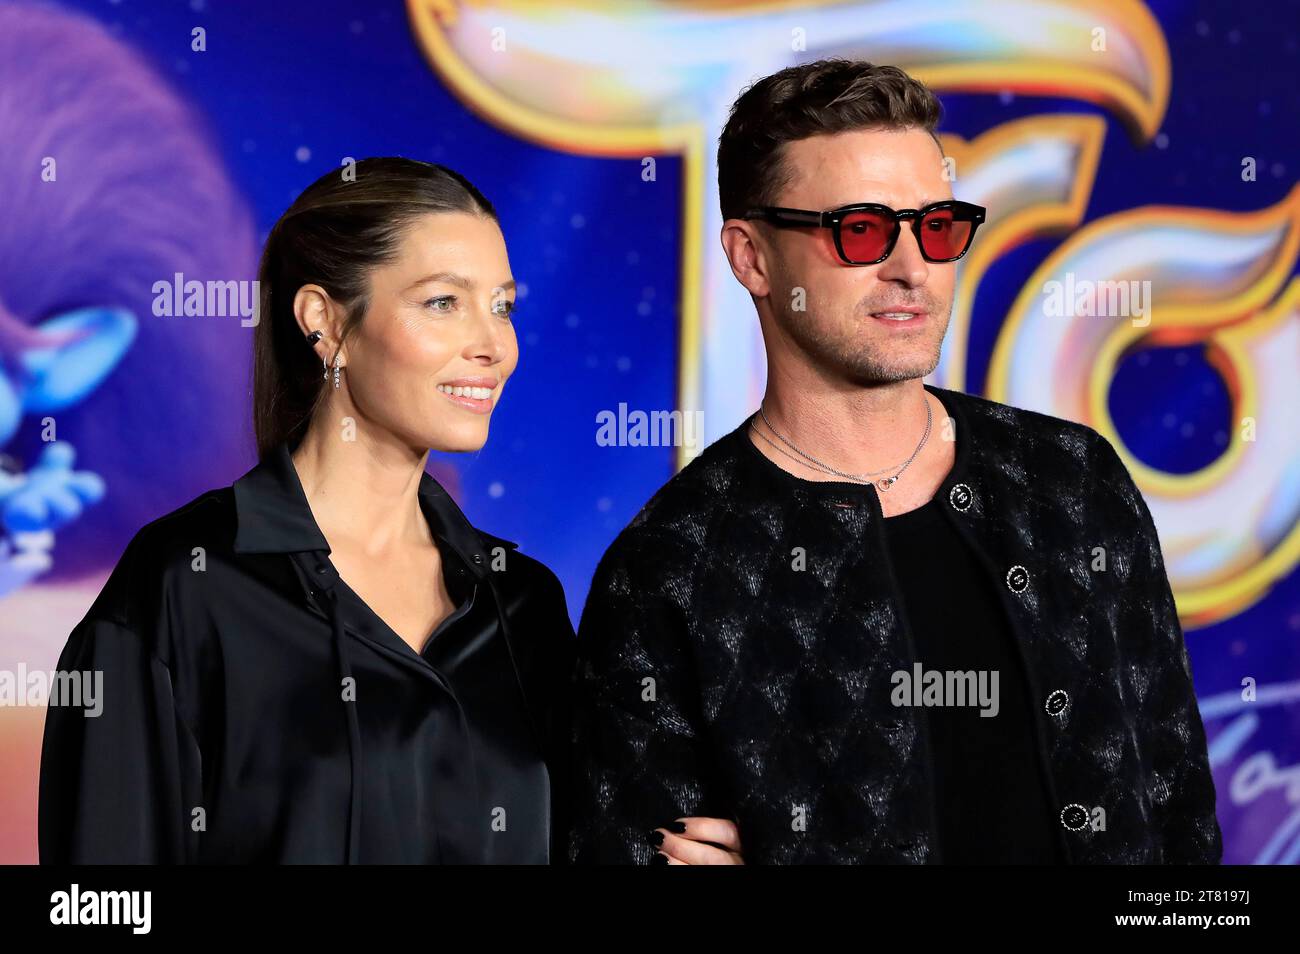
[717,59,944,221]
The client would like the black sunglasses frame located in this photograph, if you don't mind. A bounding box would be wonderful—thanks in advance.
[743,200,987,266]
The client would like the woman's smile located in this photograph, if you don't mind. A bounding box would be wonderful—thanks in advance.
[435,375,498,414]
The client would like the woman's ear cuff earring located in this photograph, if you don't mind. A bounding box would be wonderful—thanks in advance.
[305,330,323,345]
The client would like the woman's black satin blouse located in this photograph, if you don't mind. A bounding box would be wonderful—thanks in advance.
[37,442,577,864]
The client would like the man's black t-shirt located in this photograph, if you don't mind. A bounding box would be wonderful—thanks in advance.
[883,497,1064,864]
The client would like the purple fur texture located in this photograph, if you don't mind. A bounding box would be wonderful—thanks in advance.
[0,2,258,580]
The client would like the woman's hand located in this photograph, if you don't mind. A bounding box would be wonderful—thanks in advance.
[648,816,744,864]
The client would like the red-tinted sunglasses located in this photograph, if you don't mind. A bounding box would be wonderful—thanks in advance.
[744,200,987,266]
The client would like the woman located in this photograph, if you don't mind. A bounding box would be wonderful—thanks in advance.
[38,157,741,864]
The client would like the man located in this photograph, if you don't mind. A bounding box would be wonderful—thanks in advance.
[570,59,1221,864]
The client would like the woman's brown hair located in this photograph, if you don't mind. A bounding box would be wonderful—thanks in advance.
[252,157,497,458]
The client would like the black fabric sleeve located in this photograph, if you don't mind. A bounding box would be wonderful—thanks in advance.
[568,535,730,864]
[537,566,578,867]
[1089,433,1223,864]
[38,615,203,864]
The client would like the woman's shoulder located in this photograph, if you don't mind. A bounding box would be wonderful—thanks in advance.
[476,529,563,602]
[82,486,237,634]
[473,529,573,636]
[124,485,236,572]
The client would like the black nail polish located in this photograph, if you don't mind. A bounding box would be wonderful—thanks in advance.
[666,821,687,834]
[651,851,669,865]
[647,829,664,846]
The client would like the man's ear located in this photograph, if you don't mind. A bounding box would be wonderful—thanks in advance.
[292,284,346,367]
[720,220,772,300]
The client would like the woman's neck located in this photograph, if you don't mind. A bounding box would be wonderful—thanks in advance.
[289,424,433,556]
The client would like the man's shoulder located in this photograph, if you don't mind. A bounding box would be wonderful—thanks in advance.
[625,422,750,529]
[594,421,753,575]
[938,386,1122,497]
[938,386,1143,517]
[937,385,1100,457]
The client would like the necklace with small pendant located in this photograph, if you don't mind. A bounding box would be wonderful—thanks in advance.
[753,395,932,492]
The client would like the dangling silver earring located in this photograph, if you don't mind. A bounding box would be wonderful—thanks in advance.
[332,352,342,389]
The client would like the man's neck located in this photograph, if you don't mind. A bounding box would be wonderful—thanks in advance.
[753,375,934,477]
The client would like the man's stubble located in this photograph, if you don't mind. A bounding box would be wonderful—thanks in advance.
[770,280,952,387]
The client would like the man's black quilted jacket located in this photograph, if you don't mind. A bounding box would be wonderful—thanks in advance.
[569,384,1222,864]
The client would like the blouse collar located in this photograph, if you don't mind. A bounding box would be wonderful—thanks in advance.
[231,441,516,580]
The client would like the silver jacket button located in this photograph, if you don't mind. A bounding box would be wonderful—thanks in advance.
[1006,564,1030,593]
[948,483,973,511]
[1060,803,1089,831]
[1045,689,1070,716]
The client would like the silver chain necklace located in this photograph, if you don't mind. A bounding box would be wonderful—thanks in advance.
[754,395,932,492]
